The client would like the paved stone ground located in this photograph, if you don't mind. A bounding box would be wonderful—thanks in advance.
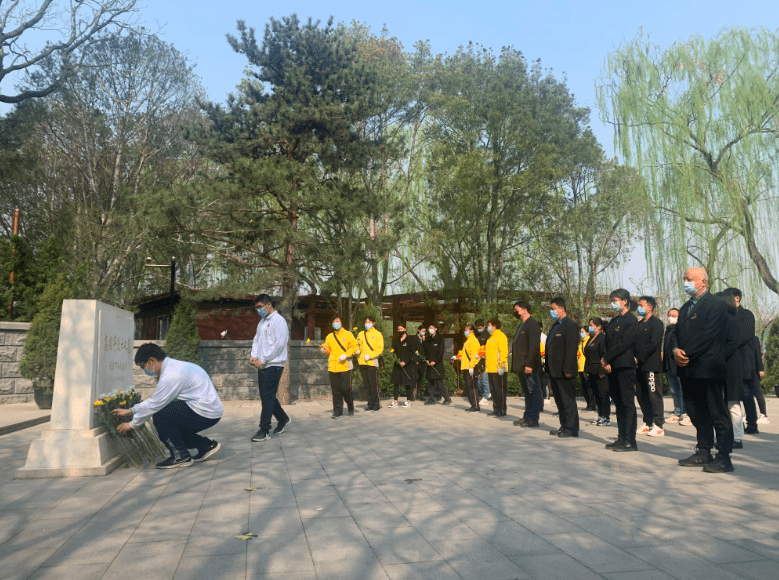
[1,396,778,580]
[0,403,50,431]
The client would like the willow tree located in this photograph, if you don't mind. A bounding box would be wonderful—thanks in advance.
[597,27,779,295]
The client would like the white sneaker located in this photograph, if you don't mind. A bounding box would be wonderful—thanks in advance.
[636,425,651,434]
[402,400,411,407]
[757,414,769,425]
[480,398,489,407]
[679,416,692,426]
[647,425,665,437]
[666,415,680,423]
[388,400,398,408]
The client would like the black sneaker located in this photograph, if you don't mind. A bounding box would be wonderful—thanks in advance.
[513,418,526,426]
[424,399,436,405]
[605,439,624,449]
[371,408,380,413]
[732,440,743,450]
[522,421,539,428]
[678,449,712,467]
[192,441,221,462]
[442,399,452,405]
[549,428,561,436]
[156,454,193,469]
[273,417,292,435]
[703,453,734,473]
[251,429,271,442]
[744,425,759,435]
[348,408,355,416]
[612,441,637,452]
[466,407,478,412]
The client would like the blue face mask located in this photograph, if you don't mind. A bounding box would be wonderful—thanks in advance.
[476,328,483,333]
[550,310,559,321]
[588,326,595,334]
[637,306,646,316]
[143,367,156,377]
[463,330,470,337]
[428,328,436,335]
[683,281,697,296]
[420,331,426,337]
[365,323,373,330]
[580,331,587,339]
[257,308,267,318]
[332,322,341,331]
[610,301,622,312]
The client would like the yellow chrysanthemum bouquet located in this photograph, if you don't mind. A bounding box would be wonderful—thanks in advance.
[93,388,167,465]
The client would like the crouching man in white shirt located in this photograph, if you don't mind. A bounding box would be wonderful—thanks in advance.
[112,343,224,469]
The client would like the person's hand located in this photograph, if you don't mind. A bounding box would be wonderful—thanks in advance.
[111,408,132,418]
[599,374,605,379]
[673,348,689,367]
[400,362,406,367]
[254,359,264,368]
[249,357,257,366]
[364,354,371,362]
[524,366,532,374]
[760,371,765,377]
[116,422,133,434]
[604,364,612,374]
[498,368,505,376]
[564,372,573,379]
[338,354,347,362]
[634,357,638,364]
[429,361,436,366]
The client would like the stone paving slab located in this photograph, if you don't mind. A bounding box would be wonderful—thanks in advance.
[0,397,778,580]
[0,403,50,436]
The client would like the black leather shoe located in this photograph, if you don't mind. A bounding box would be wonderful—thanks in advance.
[466,406,478,412]
[347,408,355,416]
[732,440,743,449]
[557,430,577,438]
[678,450,712,467]
[424,399,436,405]
[442,399,452,405]
[605,439,624,449]
[513,419,526,426]
[703,453,734,473]
[522,421,539,428]
[549,428,561,436]
[744,425,759,435]
[612,441,638,452]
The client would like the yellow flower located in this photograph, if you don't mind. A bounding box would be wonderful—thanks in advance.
[93,401,103,407]
[119,401,126,406]
[353,327,357,331]
[306,338,311,343]
[103,398,110,403]
[390,349,394,353]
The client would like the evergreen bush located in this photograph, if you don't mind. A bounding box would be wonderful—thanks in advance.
[763,319,779,395]
[163,298,202,365]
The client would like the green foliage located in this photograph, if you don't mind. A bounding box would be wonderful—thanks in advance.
[763,319,779,393]
[597,27,779,298]
[18,275,74,385]
[163,299,202,365]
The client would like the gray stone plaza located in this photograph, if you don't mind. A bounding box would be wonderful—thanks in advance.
[2,397,778,580]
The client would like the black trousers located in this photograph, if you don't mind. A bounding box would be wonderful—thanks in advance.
[588,373,610,420]
[463,370,479,408]
[360,365,380,410]
[550,376,578,434]
[636,371,665,427]
[329,371,354,415]
[258,366,289,432]
[608,368,637,445]
[741,381,758,428]
[427,378,449,401]
[154,400,220,458]
[580,372,594,409]
[488,372,507,415]
[681,377,733,455]
[413,365,426,400]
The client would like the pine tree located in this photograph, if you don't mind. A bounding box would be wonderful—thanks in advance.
[163,299,202,365]
[763,319,779,393]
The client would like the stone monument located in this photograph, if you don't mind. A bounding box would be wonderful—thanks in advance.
[15,300,134,478]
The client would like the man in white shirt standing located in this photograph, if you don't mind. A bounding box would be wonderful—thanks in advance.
[250,294,291,442]
[112,343,224,469]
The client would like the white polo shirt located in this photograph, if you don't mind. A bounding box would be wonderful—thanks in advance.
[251,311,288,368]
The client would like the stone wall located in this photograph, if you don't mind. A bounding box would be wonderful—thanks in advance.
[132,339,331,402]
[0,322,32,404]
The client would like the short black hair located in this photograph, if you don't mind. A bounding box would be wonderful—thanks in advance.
[464,323,475,332]
[639,296,657,311]
[514,300,531,311]
[417,324,425,332]
[667,308,679,316]
[589,317,604,329]
[610,288,631,303]
[135,343,166,367]
[474,319,485,327]
[723,287,742,299]
[331,313,342,323]
[487,318,501,329]
[550,297,566,310]
[254,293,274,306]
[365,315,377,324]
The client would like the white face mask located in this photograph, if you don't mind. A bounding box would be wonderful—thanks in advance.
[668,317,678,325]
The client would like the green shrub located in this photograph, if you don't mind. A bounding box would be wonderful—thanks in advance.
[763,318,779,394]
[19,274,73,387]
[163,298,202,365]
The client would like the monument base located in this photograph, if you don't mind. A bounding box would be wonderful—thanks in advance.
[14,426,125,479]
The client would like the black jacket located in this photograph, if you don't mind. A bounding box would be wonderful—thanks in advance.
[604,311,638,370]
[668,291,728,379]
[635,316,664,373]
[663,325,677,375]
[391,335,414,385]
[407,335,426,365]
[735,308,757,380]
[583,332,607,375]
[544,316,579,378]
[753,336,764,374]
[424,333,445,380]
[721,310,743,401]
[511,316,542,374]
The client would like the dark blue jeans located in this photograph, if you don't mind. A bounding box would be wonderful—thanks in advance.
[259,366,289,431]
[520,372,542,422]
[154,401,220,458]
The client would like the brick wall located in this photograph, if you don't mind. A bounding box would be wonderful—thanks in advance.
[0,322,33,404]
[132,340,331,402]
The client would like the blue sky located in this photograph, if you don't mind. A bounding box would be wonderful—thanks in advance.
[140,0,778,158]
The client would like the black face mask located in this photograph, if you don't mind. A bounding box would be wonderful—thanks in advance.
[513,311,521,319]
